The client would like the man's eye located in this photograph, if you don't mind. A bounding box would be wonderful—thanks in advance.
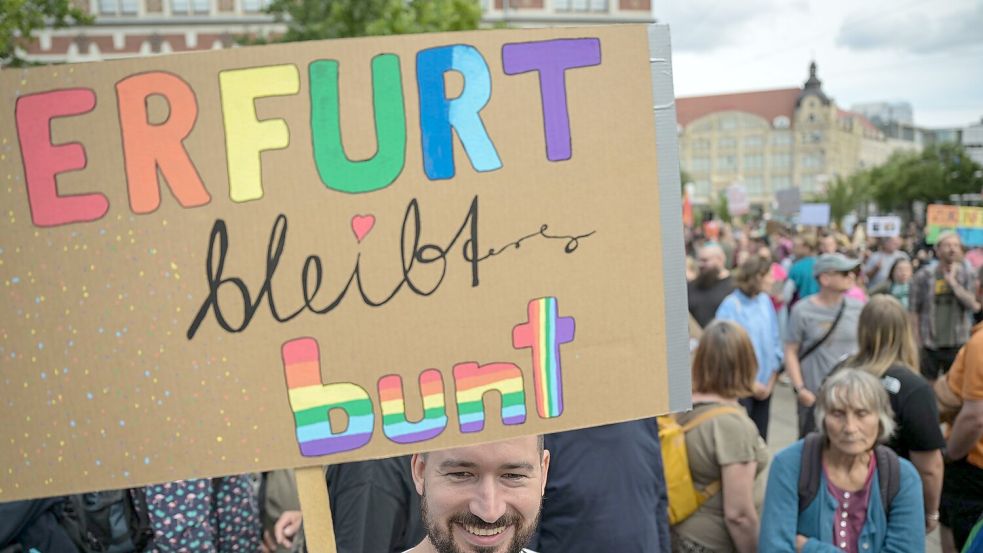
[447,472,473,480]
[503,473,528,481]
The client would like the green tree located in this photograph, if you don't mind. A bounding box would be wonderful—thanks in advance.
[1,0,92,67]
[867,143,983,213]
[811,174,869,229]
[262,0,480,42]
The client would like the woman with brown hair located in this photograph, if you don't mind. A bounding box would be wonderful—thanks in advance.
[715,255,783,439]
[839,294,945,534]
[672,321,770,553]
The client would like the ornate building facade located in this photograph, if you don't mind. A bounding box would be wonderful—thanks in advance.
[677,63,898,209]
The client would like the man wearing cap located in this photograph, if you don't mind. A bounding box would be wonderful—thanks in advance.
[910,231,980,382]
[784,253,864,437]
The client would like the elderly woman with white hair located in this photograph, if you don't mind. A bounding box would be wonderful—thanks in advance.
[759,369,924,552]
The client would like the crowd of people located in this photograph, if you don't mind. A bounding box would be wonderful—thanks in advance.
[3,219,983,553]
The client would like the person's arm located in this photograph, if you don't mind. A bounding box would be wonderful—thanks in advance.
[946,266,981,312]
[879,461,926,552]
[947,398,983,460]
[784,342,814,407]
[908,450,943,533]
[864,254,881,280]
[782,278,797,304]
[759,445,841,552]
[721,462,760,553]
[715,295,737,322]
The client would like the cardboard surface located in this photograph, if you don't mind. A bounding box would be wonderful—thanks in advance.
[798,203,831,227]
[0,25,678,501]
[926,204,983,246]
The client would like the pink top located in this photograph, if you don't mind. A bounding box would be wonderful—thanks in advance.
[844,285,868,304]
[824,455,876,553]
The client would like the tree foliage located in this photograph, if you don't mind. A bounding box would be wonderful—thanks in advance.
[865,143,983,212]
[811,175,869,229]
[1,0,92,66]
[263,0,481,42]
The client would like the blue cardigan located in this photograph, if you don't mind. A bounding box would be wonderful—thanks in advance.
[759,439,924,552]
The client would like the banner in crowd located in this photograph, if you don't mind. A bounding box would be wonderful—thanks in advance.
[798,203,831,227]
[926,204,983,246]
[867,216,902,238]
[0,25,682,500]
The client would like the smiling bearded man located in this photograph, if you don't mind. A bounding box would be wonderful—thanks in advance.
[404,435,549,553]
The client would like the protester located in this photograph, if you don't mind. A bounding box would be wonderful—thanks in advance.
[0,498,78,552]
[869,258,913,309]
[910,231,981,381]
[405,436,548,553]
[715,255,783,439]
[865,237,910,288]
[671,321,769,553]
[939,321,983,552]
[532,419,670,553]
[144,475,262,551]
[785,253,864,437]
[759,369,925,552]
[262,469,303,553]
[839,295,945,534]
[819,233,839,255]
[687,242,736,328]
[785,235,820,306]
[266,458,425,553]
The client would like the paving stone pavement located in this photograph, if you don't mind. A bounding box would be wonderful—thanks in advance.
[766,380,940,553]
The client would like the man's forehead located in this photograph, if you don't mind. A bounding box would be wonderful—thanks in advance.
[427,437,542,468]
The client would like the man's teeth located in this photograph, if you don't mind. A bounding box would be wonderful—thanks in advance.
[464,524,505,536]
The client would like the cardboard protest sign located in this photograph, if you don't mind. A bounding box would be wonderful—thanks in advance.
[727,183,750,217]
[775,187,801,217]
[927,204,983,246]
[0,24,686,501]
[798,203,831,227]
[867,216,901,238]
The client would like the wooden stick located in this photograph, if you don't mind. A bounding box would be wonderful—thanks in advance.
[295,466,337,553]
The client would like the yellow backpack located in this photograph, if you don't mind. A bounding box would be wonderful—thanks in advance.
[658,405,743,525]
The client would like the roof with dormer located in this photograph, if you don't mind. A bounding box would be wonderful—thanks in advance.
[676,88,801,128]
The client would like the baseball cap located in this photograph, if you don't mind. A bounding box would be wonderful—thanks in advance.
[813,253,861,276]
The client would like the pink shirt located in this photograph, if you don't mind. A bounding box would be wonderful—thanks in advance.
[824,455,876,553]
[844,285,868,304]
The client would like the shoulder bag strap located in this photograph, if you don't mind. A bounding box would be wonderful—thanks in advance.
[799,300,847,363]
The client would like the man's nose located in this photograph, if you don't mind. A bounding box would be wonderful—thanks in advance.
[470,478,507,523]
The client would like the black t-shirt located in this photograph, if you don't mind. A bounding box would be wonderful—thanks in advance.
[532,418,670,552]
[326,456,425,553]
[687,275,736,328]
[882,364,946,459]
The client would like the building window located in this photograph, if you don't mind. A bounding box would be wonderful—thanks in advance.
[171,0,209,14]
[717,137,736,149]
[720,116,737,130]
[745,176,764,196]
[771,175,791,189]
[686,157,710,172]
[694,180,711,198]
[554,0,609,11]
[691,138,710,151]
[716,155,737,172]
[772,132,792,146]
[773,116,791,129]
[744,135,764,149]
[771,153,792,169]
[99,0,138,14]
[801,153,823,169]
[743,154,764,170]
[242,0,270,11]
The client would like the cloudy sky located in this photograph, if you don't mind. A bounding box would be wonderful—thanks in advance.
[659,0,983,128]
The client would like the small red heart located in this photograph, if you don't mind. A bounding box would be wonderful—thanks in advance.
[351,214,375,243]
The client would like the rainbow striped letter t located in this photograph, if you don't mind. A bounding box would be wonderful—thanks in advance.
[512,297,576,419]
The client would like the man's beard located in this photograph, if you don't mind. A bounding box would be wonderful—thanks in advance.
[421,490,540,553]
[694,266,722,289]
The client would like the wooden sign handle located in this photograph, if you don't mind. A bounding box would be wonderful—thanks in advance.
[296,466,337,553]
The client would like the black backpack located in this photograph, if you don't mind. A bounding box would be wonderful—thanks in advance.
[58,489,154,553]
[798,432,901,515]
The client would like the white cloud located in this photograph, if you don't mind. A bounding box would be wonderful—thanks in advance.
[836,1,983,54]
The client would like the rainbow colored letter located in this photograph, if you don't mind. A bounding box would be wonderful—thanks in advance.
[378,369,448,444]
[512,297,576,419]
[282,337,374,456]
[453,362,526,433]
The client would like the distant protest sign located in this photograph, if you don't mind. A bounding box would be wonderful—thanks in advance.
[775,187,801,217]
[727,183,750,216]
[867,216,902,238]
[927,204,983,246]
[0,25,685,501]
[798,203,831,227]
